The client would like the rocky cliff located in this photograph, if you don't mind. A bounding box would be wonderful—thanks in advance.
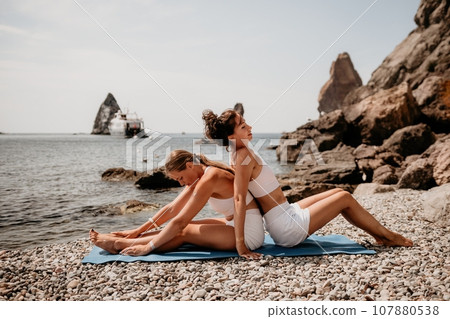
[91,93,121,135]
[317,52,362,114]
[278,0,450,198]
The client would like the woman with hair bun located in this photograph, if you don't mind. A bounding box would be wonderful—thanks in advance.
[202,109,413,248]
[90,150,264,258]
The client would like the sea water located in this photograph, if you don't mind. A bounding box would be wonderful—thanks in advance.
[0,133,292,250]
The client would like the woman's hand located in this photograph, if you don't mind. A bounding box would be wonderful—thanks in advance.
[111,228,141,239]
[120,244,152,256]
[236,242,262,260]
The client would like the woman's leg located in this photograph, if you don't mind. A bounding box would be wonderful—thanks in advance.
[113,223,236,252]
[90,229,159,254]
[106,218,226,238]
[296,188,344,209]
[90,222,236,254]
[306,191,413,247]
[90,219,227,253]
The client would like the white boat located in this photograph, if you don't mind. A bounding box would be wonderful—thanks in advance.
[108,110,145,137]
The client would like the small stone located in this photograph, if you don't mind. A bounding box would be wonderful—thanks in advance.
[67,279,80,289]
[106,271,117,280]
[379,289,390,301]
[193,289,207,299]
[54,267,63,274]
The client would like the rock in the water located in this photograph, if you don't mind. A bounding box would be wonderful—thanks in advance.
[233,103,244,116]
[120,200,160,214]
[101,167,181,189]
[135,167,181,189]
[419,183,450,227]
[101,167,146,182]
[91,93,121,135]
[318,52,362,114]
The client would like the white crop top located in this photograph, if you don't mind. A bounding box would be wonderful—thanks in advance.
[248,164,280,198]
[204,166,253,217]
[208,192,253,217]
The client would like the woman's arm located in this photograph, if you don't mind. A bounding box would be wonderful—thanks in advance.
[120,177,215,255]
[113,185,195,238]
[233,149,261,259]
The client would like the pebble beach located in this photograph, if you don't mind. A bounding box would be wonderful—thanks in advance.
[1,189,448,301]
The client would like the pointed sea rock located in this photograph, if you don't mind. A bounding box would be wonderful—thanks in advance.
[91,93,121,135]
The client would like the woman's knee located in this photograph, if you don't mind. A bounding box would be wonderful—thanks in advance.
[179,225,192,237]
[337,190,353,203]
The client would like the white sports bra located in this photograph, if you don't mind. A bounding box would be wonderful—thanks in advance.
[247,162,280,198]
[208,192,253,217]
[204,166,253,217]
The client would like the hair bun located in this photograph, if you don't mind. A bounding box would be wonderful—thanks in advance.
[202,108,238,148]
[202,109,220,139]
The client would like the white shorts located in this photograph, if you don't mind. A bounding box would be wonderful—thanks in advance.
[226,208,264,250]
[263,201,310,247]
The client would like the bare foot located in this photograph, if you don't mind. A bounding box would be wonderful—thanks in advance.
[374,232,413,247]
[89,229,120,254]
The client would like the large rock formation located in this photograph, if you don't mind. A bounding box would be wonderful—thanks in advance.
[279,76,425,163]
[318,52,362,114]
[342,82,420,145]
[343,0,450,127]
[277,0,450,198]
[369,0,450,91]
[91,93,121,135]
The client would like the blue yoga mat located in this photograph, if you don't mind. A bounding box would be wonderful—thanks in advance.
[82,234,375,264]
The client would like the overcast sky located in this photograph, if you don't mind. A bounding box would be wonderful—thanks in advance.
[0,0,421,134]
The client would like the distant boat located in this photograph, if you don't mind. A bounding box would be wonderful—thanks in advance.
[108,110,145,137]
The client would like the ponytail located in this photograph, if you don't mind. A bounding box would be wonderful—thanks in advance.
[165,150,234,175]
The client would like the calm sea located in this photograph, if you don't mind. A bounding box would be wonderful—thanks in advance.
[0,133,292,250]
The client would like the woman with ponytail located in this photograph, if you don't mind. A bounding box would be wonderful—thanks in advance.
[90,150,264,258]
[202,109,413,248]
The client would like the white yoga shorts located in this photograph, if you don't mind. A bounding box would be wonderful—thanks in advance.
[263,201,310,247]
[226,208,265,250]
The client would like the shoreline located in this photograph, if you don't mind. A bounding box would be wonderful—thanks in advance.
[0,189,448,301]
